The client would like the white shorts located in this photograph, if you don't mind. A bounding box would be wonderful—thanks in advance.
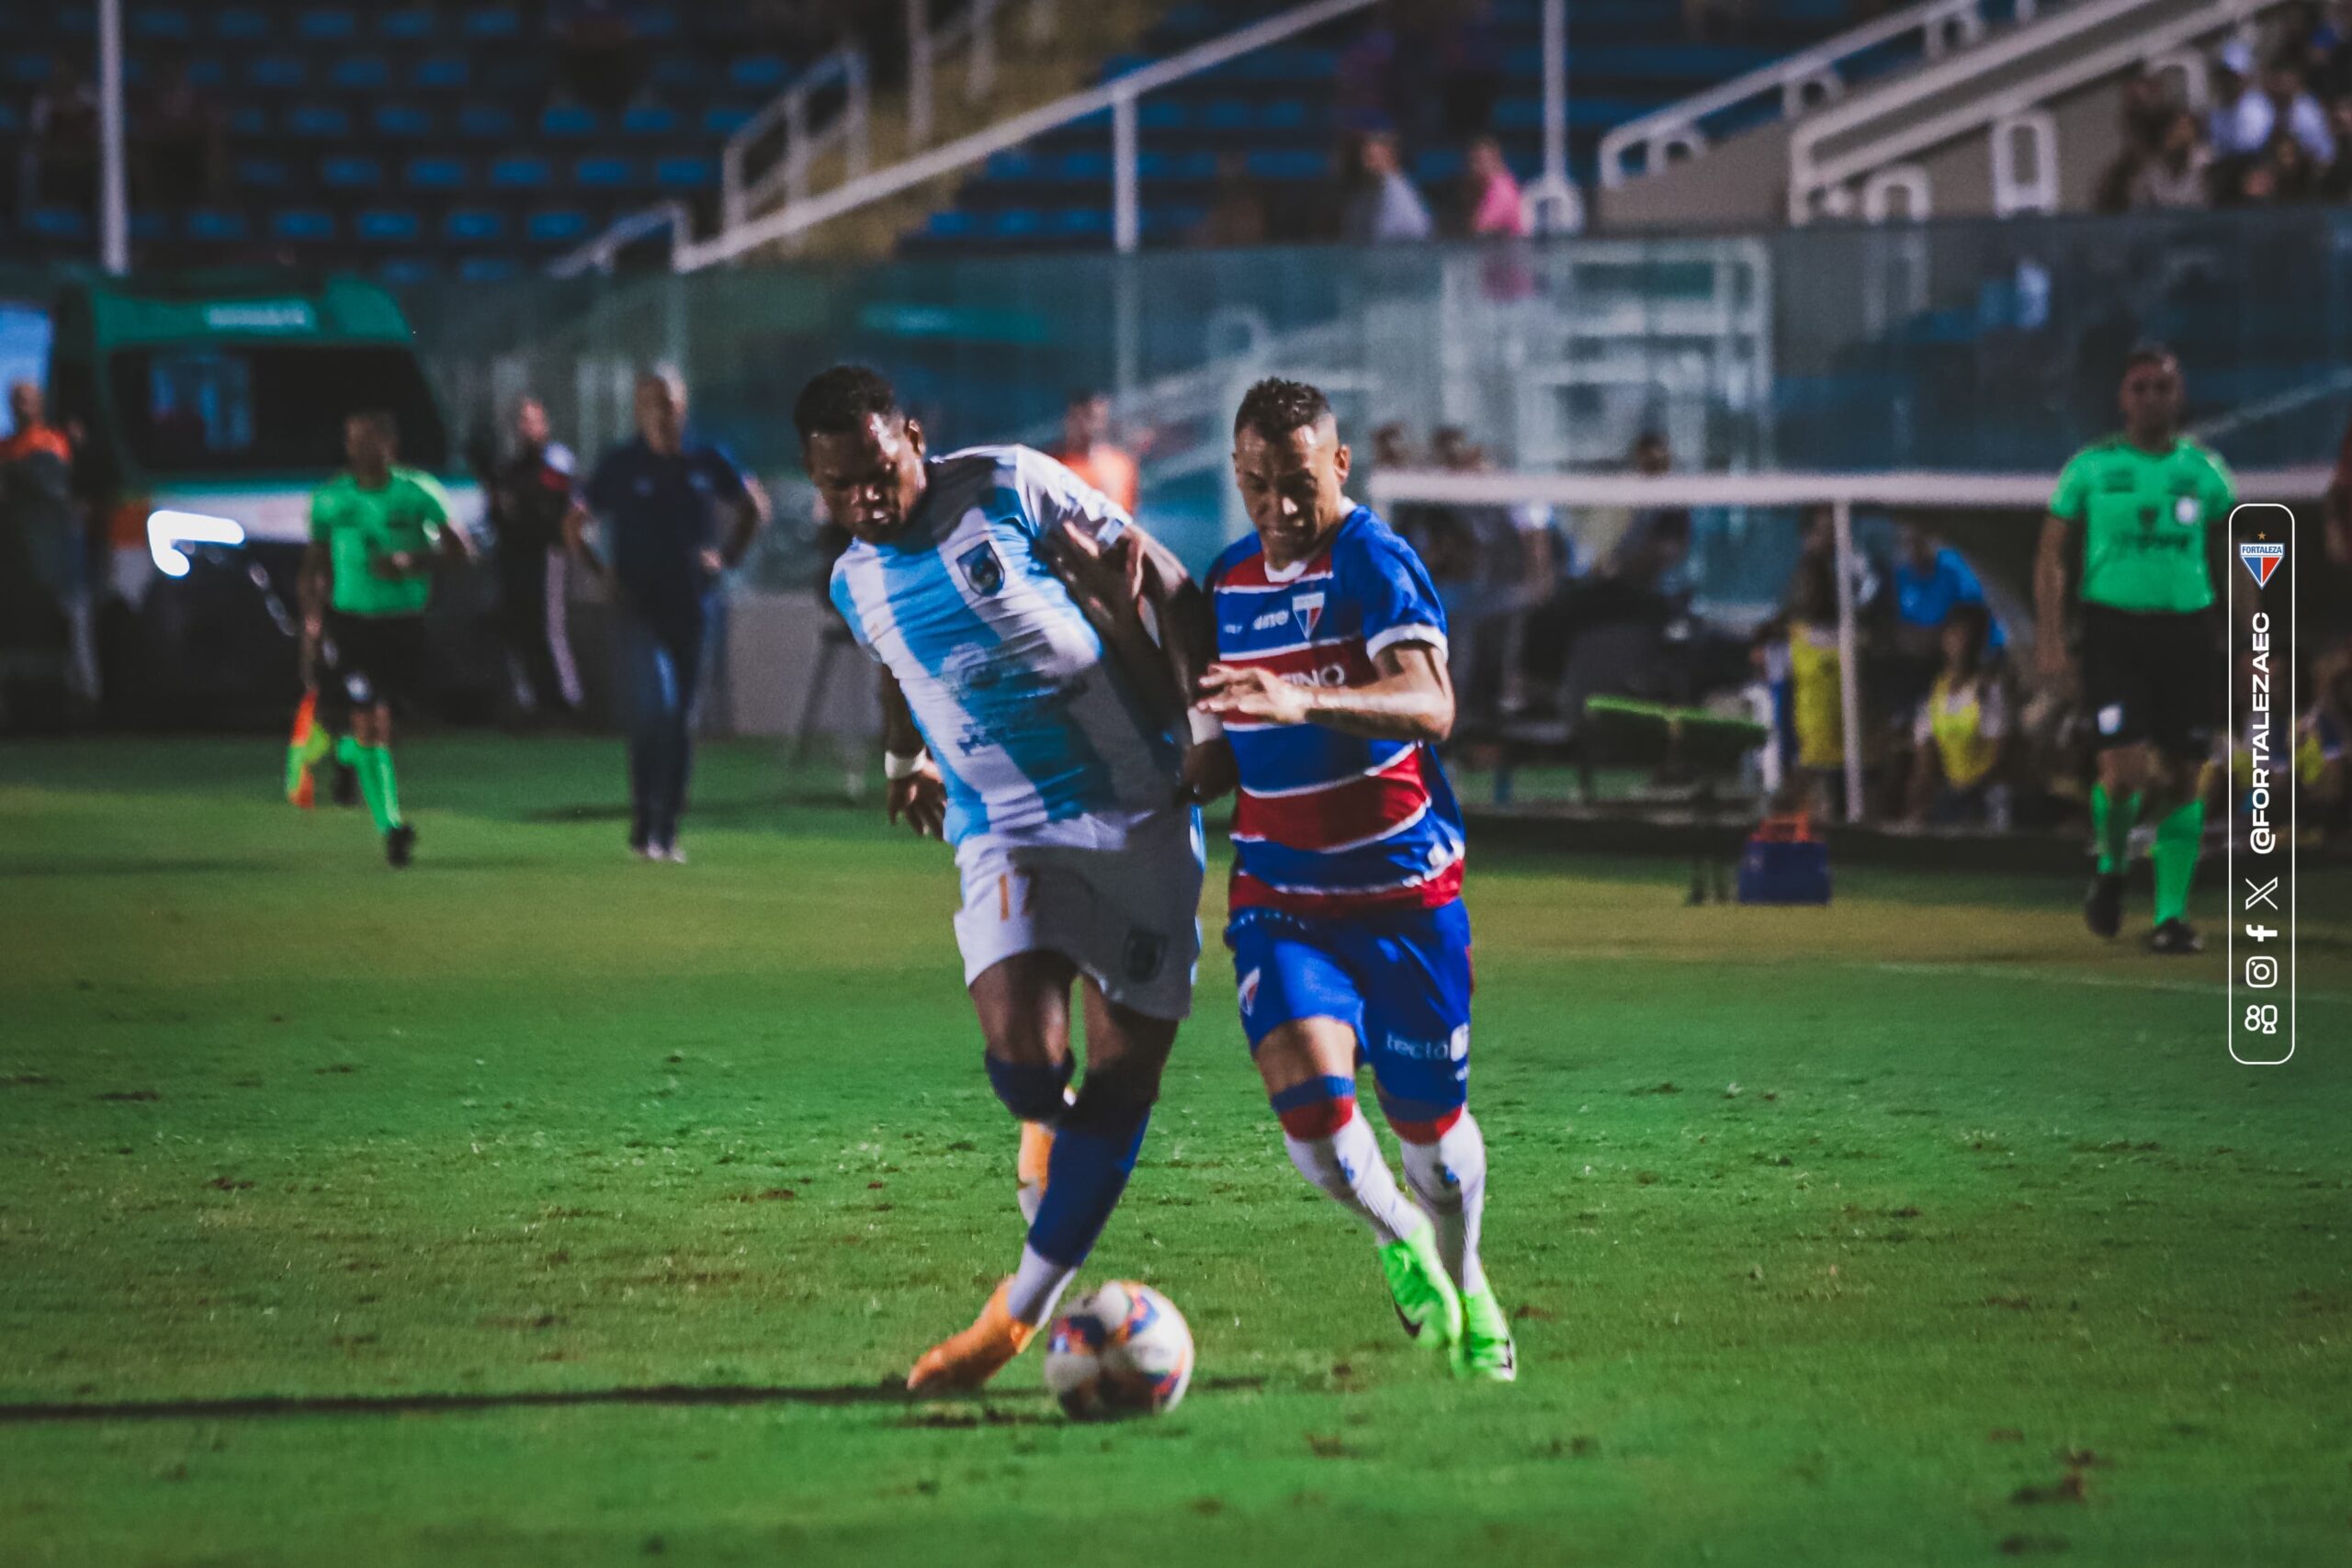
[951,807,1205,1021]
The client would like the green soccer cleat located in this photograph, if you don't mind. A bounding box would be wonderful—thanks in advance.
[1455,1284,1519,1382]
[1378,1224,1464,1353]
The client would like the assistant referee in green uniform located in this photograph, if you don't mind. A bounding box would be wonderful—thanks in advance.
[299,411,472,868]
[2036,345,2235,955]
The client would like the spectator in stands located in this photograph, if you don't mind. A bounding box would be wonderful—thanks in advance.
[485,397,583,721]
[1371,422,1416,471]
[1886,525,2003,725]
[1189,152,1269,249]
[2262,57,2337,163]
[2126,110,2213,209]
[1053,390,1139,515]
[1905,602,2010,828]
[22,62,100,215]
[556,0,647,115]
[135,58,227,208]
[1780,550,1847,818]
[2117,66,2178,161]
[1464,136,1525,237]
[2209,40,2274,164]
[2258,127,2324,200]
[1344,132,1434,243]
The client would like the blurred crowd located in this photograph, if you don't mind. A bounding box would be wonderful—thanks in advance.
[2098,6,2352,212]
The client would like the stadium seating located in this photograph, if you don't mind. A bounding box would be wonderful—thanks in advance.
[899,0,1857,254]
[0,2,788,281]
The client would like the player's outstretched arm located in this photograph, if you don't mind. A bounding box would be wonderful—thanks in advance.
[878,667,946,839]
[1198,643,1455,743]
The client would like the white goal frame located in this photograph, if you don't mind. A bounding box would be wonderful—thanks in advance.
[1366,465,2335,821]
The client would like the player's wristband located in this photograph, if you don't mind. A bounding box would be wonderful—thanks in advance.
[883,750,927,781]
[1187,709,1225,746]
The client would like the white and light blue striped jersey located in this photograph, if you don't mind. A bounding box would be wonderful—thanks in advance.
[829,446,1183,844]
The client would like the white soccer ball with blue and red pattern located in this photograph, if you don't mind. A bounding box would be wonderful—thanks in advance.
[1042,1280,1194,1419]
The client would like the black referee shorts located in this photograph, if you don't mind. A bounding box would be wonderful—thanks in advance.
[319,611,429,722]
[2078,604,2220,761]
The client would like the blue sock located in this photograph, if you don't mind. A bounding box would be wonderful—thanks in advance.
[1026,1092,1151,1268]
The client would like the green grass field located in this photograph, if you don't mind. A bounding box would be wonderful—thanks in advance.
[3,736,2348,1567]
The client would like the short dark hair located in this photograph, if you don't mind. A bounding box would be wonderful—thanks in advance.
[795,365,900,442]
[2122,342,2178,376]
[1234,378,1332,443]
[348,409,396,439]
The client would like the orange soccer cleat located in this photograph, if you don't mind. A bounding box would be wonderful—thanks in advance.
[906,1279,1038,1392]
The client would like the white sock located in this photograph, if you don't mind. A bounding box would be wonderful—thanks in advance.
[1284,1106,1426,1247]
[1005,1243,1076,1327]
[1016,1180,1045,1227]
[1398,1109,1488,1293]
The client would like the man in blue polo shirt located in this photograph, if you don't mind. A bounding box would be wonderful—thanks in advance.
[565,367,767,861]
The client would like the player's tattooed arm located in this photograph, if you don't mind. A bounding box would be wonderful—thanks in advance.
[2032,513,2073,682]
[879,668,947,840]
[1197,642,1455,743]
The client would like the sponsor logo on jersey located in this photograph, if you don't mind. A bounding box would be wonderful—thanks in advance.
[1251,609,1289,631]
[2239,539,2285,588]
[2173,494,2200,525]
[958,540,1005,595]
[1294,592,1325,640]
[1237,965,1261,1016]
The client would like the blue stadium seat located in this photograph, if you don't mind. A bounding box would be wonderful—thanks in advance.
[331,56,392,91]
[187,59,228,89]
[403,156,469,191]
[321,155,383,189]
[986,151,1035,180]
[1200,98,1251,131]
[0,104,17,135]
[213,7,270,40]
[288,106,352,139]
[1244,148,1328,180]
[456,104,515,139]
[235,156,291,189]
[133,8,192,42]
[491,154,552,189]
[185,209,250,243]
[527,209,589,243]
[1258,97,1310,131]
[925,210,977,239]
[623,105,678,136]
[379,10,435,41]
[463,8,522,40]
[573,156,635,189]
[652,57,709,90]
[700,106,752,137]
[630,6,679,39]
[1061,151,1112,181]
[55,6,96,35]
[1135,150,1214,181]
[413,56,469,89]
[653,155,714,189]
[989,209,1042,240]
[540,104,599,138]
[729,55,788,91]
[129,210,168,242]
[1050,208,1111,239]
[1413,148,1465,184]
[377,257,440,285]
[271,209,336,242]
[28,208,91,242]
[6,52,50,85]
[1136,100,1188,131]
[248,56,306,89]
[459,256,522,283]
[300,10,357,40]
[444,209,503,243]
[372,104,433,138]
[356,209,421,243]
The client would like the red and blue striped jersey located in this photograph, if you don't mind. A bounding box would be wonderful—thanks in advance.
[1208,505,1465,916]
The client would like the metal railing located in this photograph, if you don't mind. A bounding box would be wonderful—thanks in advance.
[1598,0,2049,189]
[723,46,873,234]
[547,201,691,278]
[1787,0,2261,221]
[679,0,1385,269]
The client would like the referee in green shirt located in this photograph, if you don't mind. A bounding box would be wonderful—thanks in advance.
[2035,346,2234,955]
[298,411,472,868]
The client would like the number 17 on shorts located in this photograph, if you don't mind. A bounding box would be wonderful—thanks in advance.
[2227,503,2294,1066]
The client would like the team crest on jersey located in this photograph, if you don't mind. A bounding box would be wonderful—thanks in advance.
[958,540,1005,595]
[1125,929,1167,983]
[1237,965,1261,1016]
[2173,494,2200,525]
[2239,539,2284,587]
[1293,591,1326,640]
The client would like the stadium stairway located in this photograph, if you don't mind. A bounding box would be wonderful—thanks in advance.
[897,0,1860,254]
[0,4,801,283]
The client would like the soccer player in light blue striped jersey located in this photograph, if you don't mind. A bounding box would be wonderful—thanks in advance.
[797,366,1235,1391]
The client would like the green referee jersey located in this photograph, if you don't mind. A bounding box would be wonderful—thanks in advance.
[310,467,453,618]
[2049,436,2234,614]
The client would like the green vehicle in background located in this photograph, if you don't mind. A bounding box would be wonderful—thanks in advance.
[35,269,491,722]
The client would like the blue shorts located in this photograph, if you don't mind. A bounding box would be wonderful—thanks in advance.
[1226,899,1474,1138]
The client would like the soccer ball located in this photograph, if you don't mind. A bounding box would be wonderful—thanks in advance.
[1042,1280,1194,1420]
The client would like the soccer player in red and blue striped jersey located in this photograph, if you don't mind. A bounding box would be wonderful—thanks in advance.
[1194,379,1515,1382]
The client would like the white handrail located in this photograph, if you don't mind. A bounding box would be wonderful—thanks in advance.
[548,200,689,278]
[1788,0,2261,220]
[723,46,872,234]
[1598,0,2042,189]
[677,0,1381,270]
